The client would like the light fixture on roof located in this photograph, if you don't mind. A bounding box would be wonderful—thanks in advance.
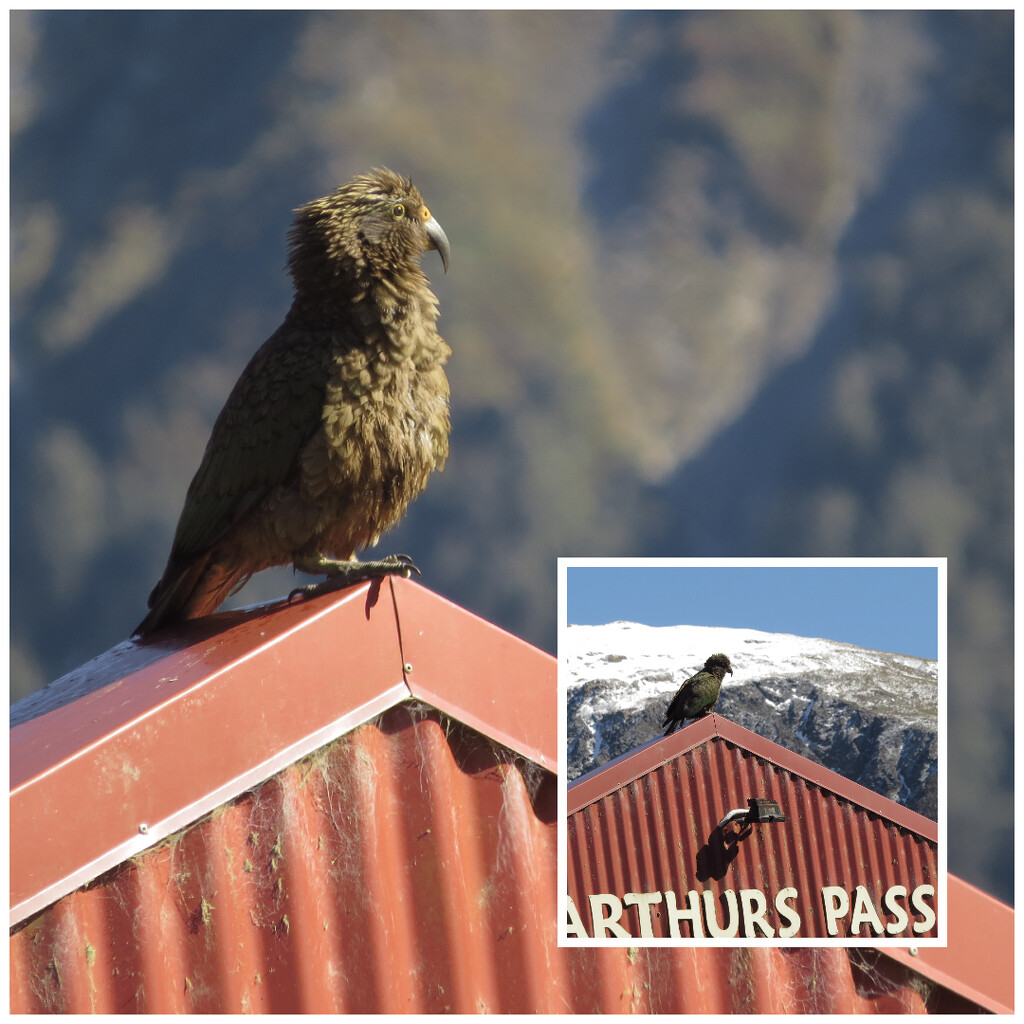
[718,797,787,830]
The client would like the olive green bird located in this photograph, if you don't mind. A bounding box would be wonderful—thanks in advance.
[135,168,451,635]
[662,653,733,736]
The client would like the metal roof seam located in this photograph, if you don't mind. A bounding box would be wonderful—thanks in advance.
[390,578,557,772]
[567,725,939,942]
[15,594,387,793]
[11,584,1008,1013]
[9,680,415,928]
[569,719,937,842]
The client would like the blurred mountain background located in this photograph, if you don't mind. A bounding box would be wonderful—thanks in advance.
[10,11,1012,902]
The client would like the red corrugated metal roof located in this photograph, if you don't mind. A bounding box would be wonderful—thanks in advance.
[887,874,1013,1015]
[568,715,938,942]
[12,702,560,1013]
[565,713,1012,1012]
[558,943,992,1014]
[9,582,1011,1013]
[569,713,937,839]
[10,578,554,927]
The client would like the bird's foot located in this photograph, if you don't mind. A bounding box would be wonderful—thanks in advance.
[288,553,420,603]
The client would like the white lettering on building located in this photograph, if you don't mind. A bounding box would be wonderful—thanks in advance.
[568,883,936,939]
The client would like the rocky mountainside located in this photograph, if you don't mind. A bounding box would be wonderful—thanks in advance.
[566,621,938,820]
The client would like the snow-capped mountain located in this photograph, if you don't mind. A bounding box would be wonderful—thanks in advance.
[565,622,938,820]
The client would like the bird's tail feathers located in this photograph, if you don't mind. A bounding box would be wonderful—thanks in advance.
[134,554,249,635]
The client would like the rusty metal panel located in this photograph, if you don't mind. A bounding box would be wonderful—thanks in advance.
[10,577,558,927]
[9,580,1008,1013]
[567,715,939,941]
[10,706,559,1013]
[10,582,408,925]
[9,705,987,1014]
[395,579,557,773]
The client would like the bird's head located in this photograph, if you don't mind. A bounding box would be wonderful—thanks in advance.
[288,167,450,293]
[705,653,733,677]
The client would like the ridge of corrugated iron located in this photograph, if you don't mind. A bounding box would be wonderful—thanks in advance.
[11,704,561,1013]
[10,703,986,1014]
[884,874,1013,1014]
[9,584,1009,1013]
[568,724,937,940]
[10,577,555,927]
[569,713,937,841]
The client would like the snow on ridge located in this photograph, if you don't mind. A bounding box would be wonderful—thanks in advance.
[565,621,937,722]
[567,622,857,681]
[566,622,936,672]
[567,623,938,807]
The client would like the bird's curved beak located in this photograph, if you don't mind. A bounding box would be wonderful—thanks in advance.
[424,216,450,274]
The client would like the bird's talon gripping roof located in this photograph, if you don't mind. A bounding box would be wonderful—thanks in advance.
[135,168,450,635]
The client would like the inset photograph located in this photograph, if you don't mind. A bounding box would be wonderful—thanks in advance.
[560,558,945,945]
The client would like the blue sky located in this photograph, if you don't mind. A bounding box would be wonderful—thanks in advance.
[564,562,941,660]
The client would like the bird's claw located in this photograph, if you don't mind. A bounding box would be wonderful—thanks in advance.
[380,553,422,577]
[287,554,421,604]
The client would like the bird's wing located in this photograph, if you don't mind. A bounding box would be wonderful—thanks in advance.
[663,674,696,721]
[169,327,331,559]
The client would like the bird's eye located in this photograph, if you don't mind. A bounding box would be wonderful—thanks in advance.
[391,203,406,219]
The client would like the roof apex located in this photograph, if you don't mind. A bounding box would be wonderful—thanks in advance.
[11,578,554,925]
[568,712,936,841]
